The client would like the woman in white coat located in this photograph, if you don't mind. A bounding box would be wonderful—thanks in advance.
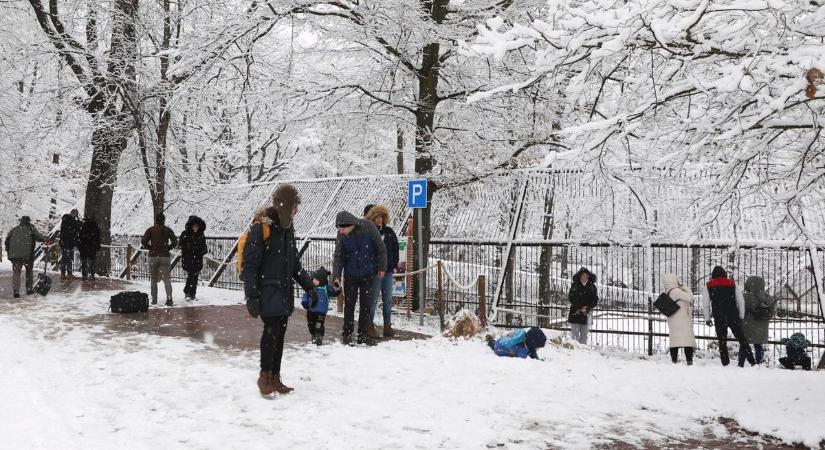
[662,273,696,365]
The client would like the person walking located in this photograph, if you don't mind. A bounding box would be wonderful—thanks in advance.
[700,266,755,366]
[4,216,47,298]
[78,217,101,281]
[740,276,776,366]
[661,273,696,365]
[58,209,80,280]
[141,213,178,306]
[243,184,316,396]
[567,267,599,344]
[178,215,207,301]
[333,210,387,346]
[365,204,400,338]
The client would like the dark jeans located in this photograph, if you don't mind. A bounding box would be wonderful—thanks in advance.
[81,256,97,279]
[779,355,812,370]
[670,347,694,363]
[184,270,200,297]
[739,343,765,366]
[260,316,289,373]
[343,275,375,337]
[60,247,74,275]
[714,314,754,366]
[306,311,326,337]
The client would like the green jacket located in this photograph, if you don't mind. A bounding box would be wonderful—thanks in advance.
[4,222,47,261]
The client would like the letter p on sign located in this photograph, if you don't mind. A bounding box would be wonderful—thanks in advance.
[408,179,427,209]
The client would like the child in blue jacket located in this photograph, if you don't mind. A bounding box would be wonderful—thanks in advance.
[301,267,340,345]
[779,332,812,370]
[486,327,547,359]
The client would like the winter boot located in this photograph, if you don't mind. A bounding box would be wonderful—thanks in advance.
[314,335,323,346]
[357,334,377,346]
[342,333,354,346]
[383,324,395,338]
[13,291,20,298]
[367,324,379,339]
[271,373,294,394]
[257,370,274,396]
[25,289,34,295]
[151,298,158,305]
[165,298,173,307]
[60,273,66,280]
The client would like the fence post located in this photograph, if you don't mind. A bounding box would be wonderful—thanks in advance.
[405,218,414,318]
[646,244,654,356]
[126,243,132,280]
[437,260,444,329]
[478,274,487,328]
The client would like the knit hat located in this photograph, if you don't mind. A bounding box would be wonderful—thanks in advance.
[363,204,375,217]
[711,266,727,279]
[314,267,331,286]
[20,216,31,224]
[335,211,358,228]
[525,327,547,351]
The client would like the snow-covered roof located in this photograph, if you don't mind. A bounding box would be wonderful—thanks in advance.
[103,170,825,244]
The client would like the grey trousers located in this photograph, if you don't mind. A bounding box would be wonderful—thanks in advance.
[149,256,172,301]
[12,260,33,293]
[570,323,590,344]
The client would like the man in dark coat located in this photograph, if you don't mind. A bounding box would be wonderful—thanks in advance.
[141,213,178,306]
[178,215,207,301]
[4,216,47,297]
[243,184,316,397]
[567,267,599,344]
[700,266,755,366]
[58,209,80,280]
[78,217,101,280]
[333,210,387,346]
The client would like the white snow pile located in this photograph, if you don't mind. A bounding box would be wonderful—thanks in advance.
[1,278,824,449]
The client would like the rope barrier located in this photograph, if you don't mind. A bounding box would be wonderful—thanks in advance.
[441,263,479,291]
[392,264,437,278]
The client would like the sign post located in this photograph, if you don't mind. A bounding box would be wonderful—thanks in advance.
[408,179,427,326]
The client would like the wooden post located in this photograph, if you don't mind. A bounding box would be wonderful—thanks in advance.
[478,274,487,328]
[405,218,414,318]
[126,243,132,280]
[437,260,444,329]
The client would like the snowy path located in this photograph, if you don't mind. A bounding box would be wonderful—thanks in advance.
[0,267,823,449]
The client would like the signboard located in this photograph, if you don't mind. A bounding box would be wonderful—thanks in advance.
[407,179,427,209]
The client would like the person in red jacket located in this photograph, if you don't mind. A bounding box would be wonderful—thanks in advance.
[700,266,755,366]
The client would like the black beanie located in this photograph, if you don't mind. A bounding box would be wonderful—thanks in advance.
[363,204,375,217]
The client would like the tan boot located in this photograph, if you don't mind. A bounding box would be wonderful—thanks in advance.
[367,324,379,339]
[271,373,294,394]
[383,324,395,338]
[257,370,273,396]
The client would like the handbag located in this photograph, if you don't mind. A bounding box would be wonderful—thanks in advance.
[654,288,681,317]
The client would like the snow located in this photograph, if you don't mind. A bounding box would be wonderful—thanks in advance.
[1,275,824,448]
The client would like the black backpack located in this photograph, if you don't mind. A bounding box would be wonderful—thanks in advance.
[110,291,149,313]
[752,300,774,321]
[33,260,52,296]
[654,289,681,317]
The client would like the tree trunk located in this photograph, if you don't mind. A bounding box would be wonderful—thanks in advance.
[538,185,555,327]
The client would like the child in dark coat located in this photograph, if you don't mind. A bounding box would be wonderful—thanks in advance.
[486,327,547,359]
[779,333,812,370]
[301,267,341,345]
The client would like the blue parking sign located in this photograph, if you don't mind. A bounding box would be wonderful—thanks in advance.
[408,179,427,209]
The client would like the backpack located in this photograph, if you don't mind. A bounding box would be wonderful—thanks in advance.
[236,222,270,275]
[751,296,775,321]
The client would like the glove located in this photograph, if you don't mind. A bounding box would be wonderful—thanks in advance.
[310,291,319,308]
[705,320,713,327]
[246,296,260,318]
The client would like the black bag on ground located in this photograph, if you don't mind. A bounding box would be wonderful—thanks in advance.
[110,291,149,313]
[33,259,52,296]
[654,289,680,317]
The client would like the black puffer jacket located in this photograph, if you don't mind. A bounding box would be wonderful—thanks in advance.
[568,267,599,324]
[243,209,313,317]
[78,219,101,258]
[59,214,80,248]
[179,216,208,272]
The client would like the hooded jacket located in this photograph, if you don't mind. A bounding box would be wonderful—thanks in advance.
[490,327,546,359]
[243,209,313,317]
[661,272,696,348]
[365,205,400,273]
[333,211,387,279]
[567,267,599,324]
[59,213,80,248]
[742,276,775,344]
[179,215,208,272]
[4,218,47,261]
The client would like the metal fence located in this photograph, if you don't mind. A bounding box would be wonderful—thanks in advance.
[98,234,824,367]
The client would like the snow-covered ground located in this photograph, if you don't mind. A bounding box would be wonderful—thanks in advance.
[1,268,824,449]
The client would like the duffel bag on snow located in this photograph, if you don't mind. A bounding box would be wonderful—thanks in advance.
[109,291,149,313]
[653,289,680,317]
